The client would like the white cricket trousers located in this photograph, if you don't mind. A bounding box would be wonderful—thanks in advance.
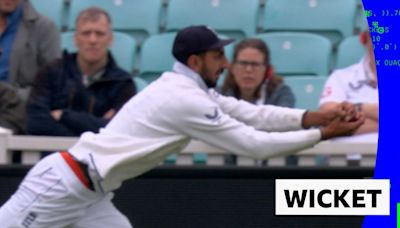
[0,152,132,228]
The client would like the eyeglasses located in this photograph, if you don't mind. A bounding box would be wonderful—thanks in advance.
[234,60,265,70]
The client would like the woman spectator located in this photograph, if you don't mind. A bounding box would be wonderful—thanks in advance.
[220,38,296,165]
[221,38,294,107]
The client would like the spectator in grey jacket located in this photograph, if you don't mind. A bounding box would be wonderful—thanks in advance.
[219,38,296,165]
[0,0,60,102]
[220,38,295,108]
[0,82,25,134]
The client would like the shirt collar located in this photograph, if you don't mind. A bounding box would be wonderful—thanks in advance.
[173,61,208,93]
[82,69,105,87]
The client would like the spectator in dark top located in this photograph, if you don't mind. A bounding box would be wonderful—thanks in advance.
[26,7,135,136]
[220,38,295,107]
[0,0,60,102]
[0,82,25,134]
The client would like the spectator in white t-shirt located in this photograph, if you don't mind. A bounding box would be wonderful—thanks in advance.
[319,30,378,135]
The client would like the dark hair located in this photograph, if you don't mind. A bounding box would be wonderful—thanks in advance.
[221,38,284,101]
[75,7,112,28]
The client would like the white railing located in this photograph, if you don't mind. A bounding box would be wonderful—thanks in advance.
[0,127,377,166]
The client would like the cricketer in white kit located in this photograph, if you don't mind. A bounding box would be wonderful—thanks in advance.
[0,25,364,227]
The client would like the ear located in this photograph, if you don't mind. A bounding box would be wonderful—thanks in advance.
[359,32,367,45]
[264,66,274,80]
[186,55,203,72]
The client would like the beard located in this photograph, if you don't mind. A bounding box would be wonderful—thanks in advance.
[203,78,216,88]
[200,66,225,88]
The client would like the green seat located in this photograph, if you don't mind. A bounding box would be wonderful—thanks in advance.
[263,0,358,45]
[284,76,326,110]
[139,33,234,84]
[164,154,178,165]
[67,0,162,44]
[133,77,148,92]
[336,35,364,68]
[139,33,177,83]
[61,31,136,73]
[166,0,259,39]
[254,32,332,76]
[217,74,226,87]
[193,153,208,165]
[31,0,65,30]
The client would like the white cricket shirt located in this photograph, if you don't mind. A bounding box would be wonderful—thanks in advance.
[320,56,378,105]
[70,62,321,192]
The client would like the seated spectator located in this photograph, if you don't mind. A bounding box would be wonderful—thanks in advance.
[220,38,294,107]
[26,7,136,136]
[0,0,60,102]
[219,38,295,165]
[319,30,378,135]
[0,82,25,134]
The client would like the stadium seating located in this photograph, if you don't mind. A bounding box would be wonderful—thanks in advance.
[133,77,148,92]
[284,76,326,110]
[139,33,235,83]
[139,33,177,83]
[166,0,259,39]
[163,153,208,165]
[254,32,332,76]
[193,153,208,165]
[164,154,178,165]
[263,0,358,45]
[336,35,365,68]
[217,74,226,87]
[68,0,163,44]
[31,0,65,30]
[61,31,136,73]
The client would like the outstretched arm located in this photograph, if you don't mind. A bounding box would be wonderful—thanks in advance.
[320,102,378,135]
[211,90,349,132]
[167,93,364,160]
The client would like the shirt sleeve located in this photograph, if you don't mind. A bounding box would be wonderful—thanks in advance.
[209,90,306,132]
[37,18,61,67]
[166,91,321,160]
[319,70,347,105]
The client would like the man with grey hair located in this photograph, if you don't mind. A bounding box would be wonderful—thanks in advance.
[26,7,135,136]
